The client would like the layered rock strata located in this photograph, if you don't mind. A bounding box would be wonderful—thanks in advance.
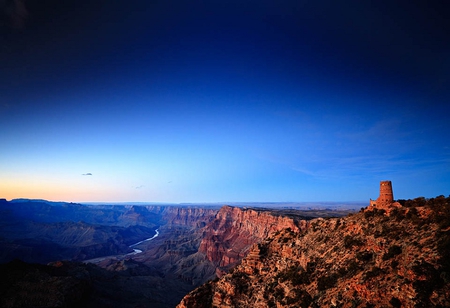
[198,206,310,276]
[178,196,450,308]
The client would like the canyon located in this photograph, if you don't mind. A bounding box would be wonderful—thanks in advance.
[198,206,311,277]
[0,198,348,307]
[4,195,447,307]
[178,195,450,308]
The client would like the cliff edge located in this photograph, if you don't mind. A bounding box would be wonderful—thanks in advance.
[178,195,450,308]
[198,205,310,277]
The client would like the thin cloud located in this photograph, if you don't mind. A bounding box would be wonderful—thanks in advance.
[82,173,92,176]
[135,185,144,189]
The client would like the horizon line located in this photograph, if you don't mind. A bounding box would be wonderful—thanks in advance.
[3,198,368,205]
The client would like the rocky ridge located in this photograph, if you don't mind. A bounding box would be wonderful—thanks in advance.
[148,206,218,228]
[177,196,450,308]
[0,199,355,307]
[198,205,311,277]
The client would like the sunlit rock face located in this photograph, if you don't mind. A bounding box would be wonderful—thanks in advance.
[155,206,218,228]
[198,205,310,276]
[178,196,450,308]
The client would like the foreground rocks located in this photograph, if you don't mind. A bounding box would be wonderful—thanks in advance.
[178,196,450,307]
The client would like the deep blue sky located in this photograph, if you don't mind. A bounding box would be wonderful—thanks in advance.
[1,0,449,202]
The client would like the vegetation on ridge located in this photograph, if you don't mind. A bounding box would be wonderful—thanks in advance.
[178,195,450,308]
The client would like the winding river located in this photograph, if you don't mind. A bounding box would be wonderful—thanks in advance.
[84,228,159,263]
[127,228,159,255]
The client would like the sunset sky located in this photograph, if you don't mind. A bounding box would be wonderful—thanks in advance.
[1,0,449,202]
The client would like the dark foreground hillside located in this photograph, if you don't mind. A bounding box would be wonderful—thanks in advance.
[178,196,450,307]
[0,258,195,308]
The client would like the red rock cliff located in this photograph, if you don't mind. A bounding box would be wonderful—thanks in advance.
[178,196,450,308]
[198,205,309,275]
[160,206,218,228]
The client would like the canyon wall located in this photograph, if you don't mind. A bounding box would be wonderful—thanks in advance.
[116,205,219,228]
[198,205,310,275]
[178,196,450,308]
[155,206,218,228]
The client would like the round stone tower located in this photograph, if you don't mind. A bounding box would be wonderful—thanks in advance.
[377,180,393,207]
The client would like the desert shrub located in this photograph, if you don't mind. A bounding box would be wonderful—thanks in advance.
[274,287,285,301]
[429,195,450,228]
[389,297,401,308]
[363,266,384,280]
[277,266,309,285]
[190,283,213,308]
[356,251,373,262]
[340,260,361,277]
[391,260,399,269]
[268,280,278,289]
[306,261,316,274]
[285,296,296,305]
[364,210,376,219]
[397,199,407,206]
[405,207,419,221]
[231,271,249,293]
[437,233,450,271]
[291,289,313,308]
[351,296,362,308]
[267,299,276,308]
[264,280,278,299]
[409,197,427,208]
[258,243,269,257]
[412,261,442,286]
[378,224,406,239]
[317,273,338,291]
[335,219,342,229]
[344,235,365,249]
[412,262,444,308]
[427,195,448,209]
[382,245,402,260]
[364,208,385,219]
[348,260,361,274]
[391,208,407,221]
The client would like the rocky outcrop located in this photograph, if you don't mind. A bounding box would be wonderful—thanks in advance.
[157,206,218,228]
[198,206,310,276]
[178,195,450,308]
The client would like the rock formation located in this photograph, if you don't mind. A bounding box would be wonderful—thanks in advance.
[177,195,450,308]
[198,206,310,276]
[150,206,218,228]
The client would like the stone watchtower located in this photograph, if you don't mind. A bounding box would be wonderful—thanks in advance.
[370,180,394,208]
